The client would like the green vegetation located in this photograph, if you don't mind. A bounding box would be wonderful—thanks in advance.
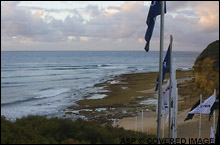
[1,116,155,144]
[195,40,219,70]
[193,40,219,96]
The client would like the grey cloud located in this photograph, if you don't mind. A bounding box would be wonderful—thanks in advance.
[86,5,102,17]
[167,1,199,12]
[1,1,219,51]
[2,2,51,37]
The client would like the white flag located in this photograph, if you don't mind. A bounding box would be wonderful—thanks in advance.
[189,93,215,114]
[157,80,170,115]
[165,108,173,124]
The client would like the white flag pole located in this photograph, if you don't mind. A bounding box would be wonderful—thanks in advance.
[199,94,202,139]
[174,61,178,141]
[162,114,164,138]
[213,89,216,140]
[168,35,173,141]
[213,108,216,129]
[174,58,178,141]
[135,116,137,133]
[171,56,175,140]
[113,119,116,128]
[210,127,215,144]
[175,87,178,141]
[157,1,165,141]
[142,110,144,133]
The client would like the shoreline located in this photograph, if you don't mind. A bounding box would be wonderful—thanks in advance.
[2,68,218,140]
[64,68,218,140]
[64,70,195,124]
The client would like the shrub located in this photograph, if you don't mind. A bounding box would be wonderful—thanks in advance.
[1,116,155,144]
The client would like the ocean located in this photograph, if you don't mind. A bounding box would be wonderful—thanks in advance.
[1,51,199,120]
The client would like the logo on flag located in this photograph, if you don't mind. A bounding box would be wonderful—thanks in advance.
[185,93,216,121]
[189,93,215,114]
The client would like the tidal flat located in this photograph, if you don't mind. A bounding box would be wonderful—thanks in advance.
[65,70,196,124]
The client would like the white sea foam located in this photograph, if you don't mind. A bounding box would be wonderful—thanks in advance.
[88,94,107,99]
[109,80,120,84]
[140,99,158,105]
[35,88,70,99]
[95,108,107,112]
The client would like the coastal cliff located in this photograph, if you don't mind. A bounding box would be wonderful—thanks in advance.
[193,40,219,96]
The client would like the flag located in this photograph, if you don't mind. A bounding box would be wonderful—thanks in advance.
[157,80,170,115]
[165,109,173,124]
[189,93,215,114]
[184,99,200,121]
[144,1,166,52]
[209,94,219,120]
[161,80,170,114]
[155,45,171,91]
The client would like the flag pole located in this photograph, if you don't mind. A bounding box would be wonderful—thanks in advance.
[213,89,216,139]
[215,115,219,143]
[172,57,178,142]
[142,110,144,133]
[135,116,137,133]
[168,35,173,141]
[175,87,178,141]
[157,1,165,141]
[199,94,202,139]
[162,114,164,138]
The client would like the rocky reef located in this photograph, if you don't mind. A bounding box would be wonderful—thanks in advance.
[193,40,219,96]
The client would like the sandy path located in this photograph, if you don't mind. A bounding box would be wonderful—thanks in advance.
[116,109,217,140]
[116,75,217,140]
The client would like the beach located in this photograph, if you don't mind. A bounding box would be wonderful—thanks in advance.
[66,70,194,115]
[66,70,193,119]
[65,69,218,142]
[116,109,217,140]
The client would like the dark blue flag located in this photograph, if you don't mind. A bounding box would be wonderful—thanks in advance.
[155,45,171,91]
[144,1,166,52]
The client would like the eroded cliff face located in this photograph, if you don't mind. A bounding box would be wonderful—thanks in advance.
[193,40,219,96]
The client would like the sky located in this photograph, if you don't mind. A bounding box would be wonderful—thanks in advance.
[1,1,219,51]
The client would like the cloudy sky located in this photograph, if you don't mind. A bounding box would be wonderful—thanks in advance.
[1,1,219,51]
